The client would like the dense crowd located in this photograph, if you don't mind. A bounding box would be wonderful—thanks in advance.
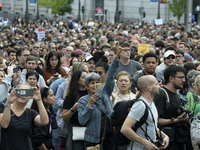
[0,15,200,150]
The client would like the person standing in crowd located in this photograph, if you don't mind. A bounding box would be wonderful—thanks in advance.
[121,75,169,150]
[154,65,192,150]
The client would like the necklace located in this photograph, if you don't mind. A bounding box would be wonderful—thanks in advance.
[116,91,131,102]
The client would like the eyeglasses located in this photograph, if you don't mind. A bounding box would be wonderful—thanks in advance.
[23,54,29,57]
[51,47,56,49]
[176,56,183,58]
[95,71,103,75]
[166,56,175,60]
[34,47,39,49]
[109,54,114,57]
[123,49,131,52]
[173,76,185,81]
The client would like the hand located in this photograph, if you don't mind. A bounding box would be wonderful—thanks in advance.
[13,70,21,85]
[31,87,41,101]
[174,112,189,123]
[114,42,122,60]
[144,140,160,150]
[72,102,78,110]
[7,65,16,77]
[160,136,169,149]
[49,76,57,83]
[7,88,18,105]
[88,93,99,107]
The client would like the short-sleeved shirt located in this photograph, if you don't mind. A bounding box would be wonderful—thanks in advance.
[127,96,158,150]
[1,108,38,150]
[63,90,88,125]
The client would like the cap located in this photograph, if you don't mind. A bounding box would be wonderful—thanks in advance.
[164,50,175,58]
[174,35,180,40]
[85,55,97,62]
[69,42,75,46]
[74,49,85,55]
[184,53,190,60]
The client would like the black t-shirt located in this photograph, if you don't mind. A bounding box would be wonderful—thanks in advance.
[154,87,181,119]
[1,108,38,150]
[63,89,88,125]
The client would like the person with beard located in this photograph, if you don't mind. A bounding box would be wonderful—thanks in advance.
[131,52,165,94]
[63,46,73,68]
[154,65,192,150]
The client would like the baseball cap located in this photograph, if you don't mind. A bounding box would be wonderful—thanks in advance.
[174,35,180,40]
[74,49,85,55]
[164,50,175,58]
[85,55,97,62]
[69,42,75,46]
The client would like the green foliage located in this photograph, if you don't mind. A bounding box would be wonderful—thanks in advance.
[169,0,186,23]
[38,0,74,16]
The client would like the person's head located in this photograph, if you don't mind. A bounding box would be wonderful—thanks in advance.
[31,87,55,112]
[164,65,186,89]
[99,36,107,44]
[66,46,73,57]
[7,48,16,62]
[195,62,200,71]
[95,61,109,84]
[49,43,56,51]
[120,42,131,60]
[20,49,31,67]
[33,43,40,55]
[80,42,87,52]
[116,71,132,93]
[0,69,5,84]
[86,56,97,72]
[108,47,116,64]
[26,71,39,87]
[69,69,88,102]
[183,62,196,75]
[137,75,160,97]
[187,69,200,90]
[70,57,78,67]
[85,73,101,94]
[178,42,186,50]
[163,50,176,67]
[194,75,200,95]
[46,51,61,72]
[25,55,37,72]
[142,52,157,74]
[175,49,184,66]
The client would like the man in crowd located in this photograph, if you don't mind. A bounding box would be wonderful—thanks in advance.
[6,48,16,66]
[121,75,169,150]
[86,55,96,73]
[175,49,184,67]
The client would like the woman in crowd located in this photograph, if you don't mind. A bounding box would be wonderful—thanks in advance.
[62,69,88,149]
[0,83,48,150]
[0,69,5,84]
[69,57,78,67]
[113,71,136,105]
[42,51,67,86]
[31,87,56,150]
[77,44,121,149]
[26,71,39,107]
[185,70,200,115]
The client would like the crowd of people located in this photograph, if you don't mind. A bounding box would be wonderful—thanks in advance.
[0,15,200,150]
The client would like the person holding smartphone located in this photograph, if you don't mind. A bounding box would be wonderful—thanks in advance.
[42,51,67,86]
[77,43,121,150]
[0,83,48,150]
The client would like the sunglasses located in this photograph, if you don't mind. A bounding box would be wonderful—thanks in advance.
[34,47,40,49]
[95,71,103,75]
[166,56,175,60]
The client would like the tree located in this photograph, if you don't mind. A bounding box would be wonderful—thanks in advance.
[38,0,74,16]
[169,0,186,23]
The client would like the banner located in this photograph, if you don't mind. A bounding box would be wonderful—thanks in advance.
[30,0,37,4]
[138,44,149,55]
[161,0,168,3]
[150,0,158,3]
[155,19,163,25]
[37,31,45,41]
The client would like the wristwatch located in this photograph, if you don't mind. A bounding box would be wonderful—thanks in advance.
[4,103,11,109]
[70,108,76,113]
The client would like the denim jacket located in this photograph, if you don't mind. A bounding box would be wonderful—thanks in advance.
[78,59,119,143]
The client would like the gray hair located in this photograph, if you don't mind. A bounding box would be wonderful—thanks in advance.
[66,46,74,51]
[99,36,107,43]
[85,73,101,86]
[187,69,200,89]
[79,42,87,48]
[16,82,31,88]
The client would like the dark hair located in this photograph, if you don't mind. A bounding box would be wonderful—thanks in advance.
[165,45,176,52]
[176,49,184,56]
[95,61,109,72]
[164,65,186,84]
[155,40,165,48]
[120,42,130,48]
[183,62,196,75]
[142,52,157,63]
[134,55,143,62]
[130,52,137,60]
[70,57,78,67]
[26,55,37,63]
[26,71,39,81]
[69,69,87,103]
[31,87,50,113]
[7,48,16,56]
[45,51,62,74]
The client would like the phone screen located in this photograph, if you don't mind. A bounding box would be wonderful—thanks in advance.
[95,83,102,91]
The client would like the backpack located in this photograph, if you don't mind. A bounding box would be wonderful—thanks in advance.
[191,112,200,145]
[110,99,149,146]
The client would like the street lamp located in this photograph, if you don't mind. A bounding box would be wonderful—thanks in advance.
[78,0,81,22]
[36,0,39,20]
[25,0,29,24]
[115,0,119,24]
[157,0,161,19]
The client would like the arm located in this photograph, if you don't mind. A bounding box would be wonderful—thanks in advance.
[156,128,169,149]
[121,116,159,150]
[55,82,68,107]
[38,144,47,150]
[62,102,78,122]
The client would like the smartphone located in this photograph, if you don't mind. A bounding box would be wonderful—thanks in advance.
[54,74,59,77]
[95,83,103,91]
[16,89,34,97]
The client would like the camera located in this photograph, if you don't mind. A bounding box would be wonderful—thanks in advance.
[16,89,33,97]
[54,73,59,77]
[151,138,163,148]
[177,106,192,118]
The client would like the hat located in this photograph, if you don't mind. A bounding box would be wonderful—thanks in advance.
[69,42,75,46]
[85,55,97,62]
[184,53,190,60]
[174,35,180,40]
[18,41,24,45]
[74,49,85,55]
[164,50,175,58]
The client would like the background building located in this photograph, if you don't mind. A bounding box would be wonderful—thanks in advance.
[0,0,199,24]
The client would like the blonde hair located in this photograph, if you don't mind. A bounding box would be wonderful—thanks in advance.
[64,62,87,97]
[116,71,131,81]
[195,75,200,87]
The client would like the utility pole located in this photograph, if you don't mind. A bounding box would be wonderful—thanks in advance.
[78,0,81,22]
[114,0,119,24]
[36,0,39,20]
[186,0,192,32]
[25,0,29,25]
[157,0,160,19]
